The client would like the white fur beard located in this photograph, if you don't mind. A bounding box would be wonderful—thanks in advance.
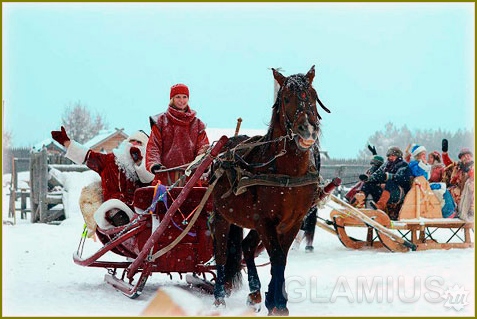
[113,142,146,182]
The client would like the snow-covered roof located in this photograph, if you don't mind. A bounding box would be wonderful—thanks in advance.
[31,138,65,152]
[83,128,128,149]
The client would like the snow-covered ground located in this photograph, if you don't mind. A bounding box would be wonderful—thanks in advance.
[2,169,475,316]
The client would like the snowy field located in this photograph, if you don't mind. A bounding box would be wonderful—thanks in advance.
[2,170,475,316]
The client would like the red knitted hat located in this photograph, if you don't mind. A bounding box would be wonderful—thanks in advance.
[170,84,189,99]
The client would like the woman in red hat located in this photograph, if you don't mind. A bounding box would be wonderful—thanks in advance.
[146,83,210,185]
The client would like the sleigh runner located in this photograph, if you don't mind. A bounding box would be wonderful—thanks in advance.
[318,176,474,252]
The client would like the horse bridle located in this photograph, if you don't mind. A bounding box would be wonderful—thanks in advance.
[277,77,330,139]
[277,80,317,139]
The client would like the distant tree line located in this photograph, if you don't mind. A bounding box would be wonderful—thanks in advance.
[356,122,474,160]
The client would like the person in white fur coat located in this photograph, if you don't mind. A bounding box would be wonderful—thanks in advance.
[51,127,154,232]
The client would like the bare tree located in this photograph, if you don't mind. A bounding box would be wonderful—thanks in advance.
[3,130,12,149]
[61,102,108,143]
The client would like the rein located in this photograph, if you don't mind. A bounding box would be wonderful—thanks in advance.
[232,136,290,169]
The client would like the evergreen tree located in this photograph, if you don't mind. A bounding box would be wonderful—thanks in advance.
[358,123,474,160]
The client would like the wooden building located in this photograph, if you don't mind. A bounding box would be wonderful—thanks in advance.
[31,139,65,154]
[83,128,128,153]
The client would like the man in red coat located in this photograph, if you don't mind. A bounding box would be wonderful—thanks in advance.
[146,83,210,185]
[52,127,154,228]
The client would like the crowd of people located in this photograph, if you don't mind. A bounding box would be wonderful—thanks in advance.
[346,140,474,222]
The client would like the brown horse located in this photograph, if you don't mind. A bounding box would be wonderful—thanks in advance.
[210,65,331,315]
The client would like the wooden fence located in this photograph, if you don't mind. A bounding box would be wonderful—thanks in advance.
[3,147,74,174]
[6,148,372,222]
[8,148,88,224]
[320,164,369,185]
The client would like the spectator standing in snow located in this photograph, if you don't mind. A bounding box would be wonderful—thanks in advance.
[51,127,154,228]
[292,144,322,252]
[146,83,210,185]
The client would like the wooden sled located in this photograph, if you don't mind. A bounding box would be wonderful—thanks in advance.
[330,208,388,250]
[326,176,474,252]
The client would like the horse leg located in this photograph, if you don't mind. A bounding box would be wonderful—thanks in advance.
[258,226,289,316]
[212,214,230,307]
[269,263,288,316]
[224,224,244,296]
[265,225,305,316]
[242,230,262,312]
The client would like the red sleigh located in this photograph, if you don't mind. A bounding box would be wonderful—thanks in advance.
[73,136,228,298]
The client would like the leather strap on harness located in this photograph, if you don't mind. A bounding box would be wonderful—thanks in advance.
[234,170,321,196]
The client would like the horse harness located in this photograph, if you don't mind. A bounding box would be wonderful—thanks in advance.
[213,135,321,199]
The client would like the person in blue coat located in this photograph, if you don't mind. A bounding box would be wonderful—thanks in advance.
[408,144,432,179]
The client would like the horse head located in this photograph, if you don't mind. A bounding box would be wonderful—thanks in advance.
[272,65,330,151]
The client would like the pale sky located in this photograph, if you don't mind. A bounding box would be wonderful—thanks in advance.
[2,2,475,158]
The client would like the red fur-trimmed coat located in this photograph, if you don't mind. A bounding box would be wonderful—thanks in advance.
[86,152,150,208]
[146,106,210,185]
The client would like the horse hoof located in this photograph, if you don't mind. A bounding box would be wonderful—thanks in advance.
[213,298,226,309]
[224,281,233,297]
[246,291,262,312]
[268,307,289,316]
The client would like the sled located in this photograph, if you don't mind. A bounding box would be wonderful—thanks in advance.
[323,176,474,252]
[73,136,228,298]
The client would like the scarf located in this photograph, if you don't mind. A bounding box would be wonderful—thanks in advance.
[165,106,198,126]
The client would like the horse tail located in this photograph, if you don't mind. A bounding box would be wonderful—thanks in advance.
[224,224,243,291]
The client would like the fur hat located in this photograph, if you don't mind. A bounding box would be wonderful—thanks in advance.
[386,146,403,158]
[458,148,473,159]
[170,83,189,99]
[411,144,427,158]
[128,130,149,146]
[370,155,384,166]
